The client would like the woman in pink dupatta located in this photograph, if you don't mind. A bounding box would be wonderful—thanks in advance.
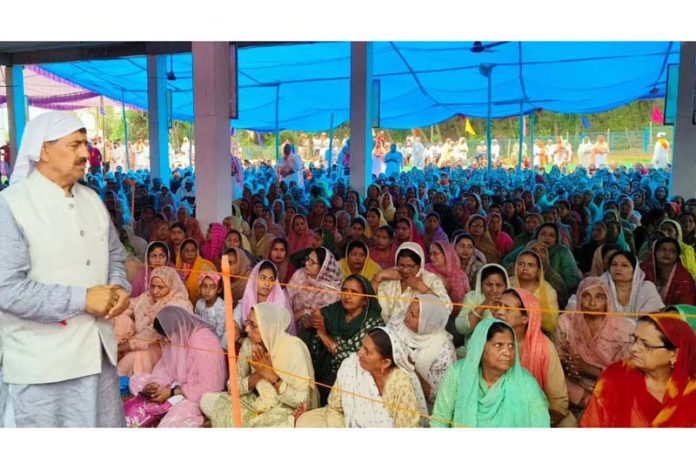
[394,217,426,253]
[287,214,315,255]
[487,211,514,257]
[554,277,633,416]
[200,222,228,270]
[238,260,296,335]
[425,241,470,315]
[129,306,227,427]
[115,266,193,376]
[130,241,174,298]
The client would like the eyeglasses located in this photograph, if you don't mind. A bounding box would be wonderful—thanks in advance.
[397,263,418,271]
[629,334,668,352]
[304,257,319,266]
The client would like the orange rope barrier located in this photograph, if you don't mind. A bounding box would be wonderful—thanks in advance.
[220,254,243,428]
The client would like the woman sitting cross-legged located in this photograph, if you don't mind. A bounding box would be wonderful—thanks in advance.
[554,277,633,418]
[115,266,193,377]
[127,306,227,427]
[306,274,384,405]
[200,303,319,427]
[296,327,428,428]
[390,294,457,411]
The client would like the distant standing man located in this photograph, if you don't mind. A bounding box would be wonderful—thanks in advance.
[652,131,670,170]
[0,111,131,427]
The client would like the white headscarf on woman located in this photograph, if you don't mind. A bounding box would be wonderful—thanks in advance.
[391,294,452,393]
[12,111,86,184]
[338,327,428,428]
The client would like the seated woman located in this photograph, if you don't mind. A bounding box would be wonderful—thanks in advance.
[365,207,388,242]
[576,222,608,274]
[509,250,560,334]
[589,243,621,277]
[307,275,384,404]
[487,211,513,257]
[454,264,509,350]
[371,242,451,324]
[492,288,574,427]
[660,219,696,279]
[391,294,457,411]
[201,303,319,427]
[236,260,294,341]
[525,240,569,309]
[297,327,428,428]
[600,250,664,316]
[224,228,253,254]
[337,216,370,254]
[504,223,581,293]
[580,315,696,427]
[432,318,550,428]
[287,214,315,255]
[554,277,633,418]
[286,247,342,338]
[394,217,426,252]
[641,237,696,306]
[176,238,217,305]
[337,240,381,281]
[224,247,252,309]
[426,241,470,317]
[422,212,449,249]
[369,225,397,269]
[128,306,227,427]
[130,241,173,298]
[321,213,343,252]
[467,214,502,264]
[194,271,225,339]
[266,237,294,286]
[453,233,487,288]
[115,266,193,377]
[249,218,276,259]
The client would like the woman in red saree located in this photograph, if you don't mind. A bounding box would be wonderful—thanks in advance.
[580,315,696,427]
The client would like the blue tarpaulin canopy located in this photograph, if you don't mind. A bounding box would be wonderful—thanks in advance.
[37,41,680,131]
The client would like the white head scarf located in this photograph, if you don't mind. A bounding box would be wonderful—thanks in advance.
[390,294,452,395]
[337,327,428,428]
[11,111,86,185]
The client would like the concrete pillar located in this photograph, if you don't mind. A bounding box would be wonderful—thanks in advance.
[349,42,374,197]
[671,42,696,199]
[6,65,26,173]
[147,55,171,187]
[192,42,233,229]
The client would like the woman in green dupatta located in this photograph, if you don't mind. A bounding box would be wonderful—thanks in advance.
[308,274,384,405]
[432,318,550,428]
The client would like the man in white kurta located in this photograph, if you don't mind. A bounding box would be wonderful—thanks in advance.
[652,132,670,170]
[0,112,131,427]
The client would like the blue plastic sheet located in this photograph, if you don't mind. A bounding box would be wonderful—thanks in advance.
[38,41,679,131]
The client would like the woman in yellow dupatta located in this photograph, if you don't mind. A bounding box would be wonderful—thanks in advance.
[337,240,381,281]
[509,250,560,334]
[176,238,217,305]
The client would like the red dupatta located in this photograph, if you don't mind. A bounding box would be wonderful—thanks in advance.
[581,316,696,427]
